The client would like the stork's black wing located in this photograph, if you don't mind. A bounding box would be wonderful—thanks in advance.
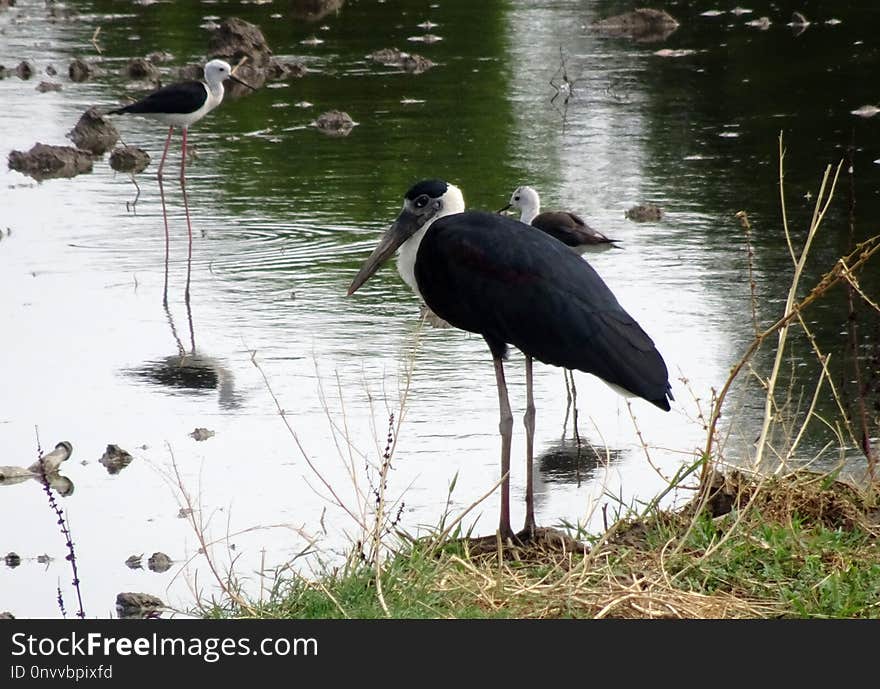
[415,211,672,410]
[109,81,207,115]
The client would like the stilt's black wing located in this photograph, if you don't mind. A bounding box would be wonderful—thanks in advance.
[109,81,207,115]
[531,211,616,248]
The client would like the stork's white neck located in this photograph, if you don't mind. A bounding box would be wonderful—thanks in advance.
[396,224,432,299]
[396,184,465,299]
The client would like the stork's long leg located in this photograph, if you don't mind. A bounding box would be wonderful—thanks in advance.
[523,355,536,535]
[562,368,573,438]
[492,355,514,541]
[569,370,582,447]
[156,125,174,307]
[179,125,193,304]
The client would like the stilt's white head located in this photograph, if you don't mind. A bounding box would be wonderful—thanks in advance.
[203,59,234,91]
[505,185,541,224]
[202,59,257,98]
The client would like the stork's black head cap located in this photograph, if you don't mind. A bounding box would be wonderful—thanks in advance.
[405,179,448,200]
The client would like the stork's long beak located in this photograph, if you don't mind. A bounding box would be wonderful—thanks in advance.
[347,210,419,296]
[497,202,512,214]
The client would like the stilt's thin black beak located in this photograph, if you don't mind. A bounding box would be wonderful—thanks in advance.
[227,73,257,91]
[347,210,420,296]
[497,202,512,214]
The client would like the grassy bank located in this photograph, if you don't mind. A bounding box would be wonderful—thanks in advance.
[197,469,879,619]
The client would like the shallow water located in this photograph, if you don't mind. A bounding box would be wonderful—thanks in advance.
[1,1,879,617]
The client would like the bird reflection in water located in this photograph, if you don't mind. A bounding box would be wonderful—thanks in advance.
[123,299,240,410]
[530,439,624,522]
[537,439,624,486]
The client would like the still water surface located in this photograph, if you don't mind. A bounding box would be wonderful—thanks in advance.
[2,0,879,617]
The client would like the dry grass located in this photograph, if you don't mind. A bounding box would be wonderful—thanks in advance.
[429,545,779,619]
[398,468,880,619]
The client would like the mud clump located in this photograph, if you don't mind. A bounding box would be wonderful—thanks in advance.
[109,146,150,174]
[14,61,34,79]
[115,592,164,619]
[68,57,101,82]
[4,552,21,568]
[148,552,173,573]
[99,444,133,475]
[29,441,72,474]
[312,110,356,137]
[67,107,119,155]
[625,204,664,222]
[124,57,160,81]
[125,554,143,570]
[0,465,36,484]
[208,17,273,64]
[367,48,434,73]
[8,143,93,181]
[47,2,76,20]
[176,63,204,82]
[146,50,174,64]
[207,17,278,90]
[591,8,679,43]
[269,60,309,80]
[189,427,215,441]
[36,81,62,93]
[289,0,345,22]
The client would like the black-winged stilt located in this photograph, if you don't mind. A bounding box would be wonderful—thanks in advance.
[500,185,620,254]
[109,59,255,304]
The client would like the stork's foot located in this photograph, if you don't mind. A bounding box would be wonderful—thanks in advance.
[515,526,587,554]
[456,526,588,558]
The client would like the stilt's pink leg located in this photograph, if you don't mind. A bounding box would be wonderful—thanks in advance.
[157,126,174,306]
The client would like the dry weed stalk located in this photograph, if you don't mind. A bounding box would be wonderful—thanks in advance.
[152,443,320,617]
[664,136,880,570]
[752,138,839,471]
[736,210,760,337]
[33,433,85,619]
[165,446,256,615]
[251,315,426,614]
[702,136,880,487]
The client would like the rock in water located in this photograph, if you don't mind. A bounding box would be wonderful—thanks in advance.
[8,143,93,180]
[67,107,119,155]
[115,592,164,619]
[109,146,150,174]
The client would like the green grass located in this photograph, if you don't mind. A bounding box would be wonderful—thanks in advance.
[671,511,880,618]
[199,537,509,619]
